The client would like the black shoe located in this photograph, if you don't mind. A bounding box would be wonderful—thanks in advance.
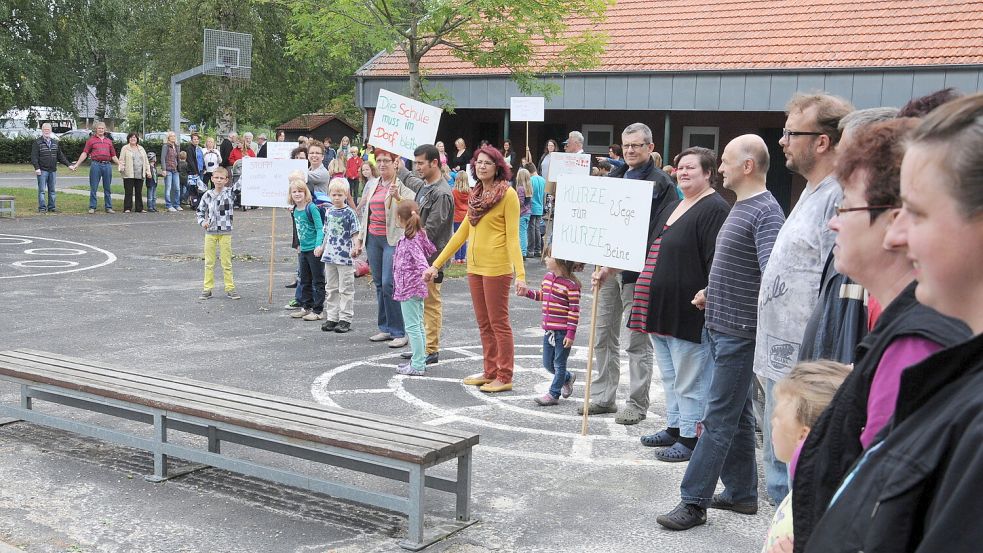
[334,321,352,333]
[425,352,439,365]
[656,502,707,531]
[321,320,338,332]
[285,280,298,289]
[709,494,758,515]
[400,351,413,360]
[48,208,58,213]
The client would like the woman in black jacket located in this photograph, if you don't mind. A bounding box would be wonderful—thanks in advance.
[804,93,983,553]
[628,147,730,463]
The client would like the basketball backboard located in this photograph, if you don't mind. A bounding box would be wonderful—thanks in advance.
[203,29,252,80]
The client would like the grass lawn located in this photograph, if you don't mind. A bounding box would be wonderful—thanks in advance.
[1,163,122,179]
[0,187,96,217]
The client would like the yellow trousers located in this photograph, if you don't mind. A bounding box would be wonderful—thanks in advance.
[203,234,235,292]
[424,279,442,354]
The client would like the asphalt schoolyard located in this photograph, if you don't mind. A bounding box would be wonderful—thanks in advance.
[0,207,773,552]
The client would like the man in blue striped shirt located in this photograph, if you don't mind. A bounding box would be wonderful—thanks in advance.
[658,134,786,530]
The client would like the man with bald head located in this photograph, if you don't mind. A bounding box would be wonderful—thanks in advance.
[657,134,786,530]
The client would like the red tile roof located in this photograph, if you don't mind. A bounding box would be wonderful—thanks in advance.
[358,0,983,77]
[277,113,357,132]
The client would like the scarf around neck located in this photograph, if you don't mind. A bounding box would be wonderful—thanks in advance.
[467,179,509,226]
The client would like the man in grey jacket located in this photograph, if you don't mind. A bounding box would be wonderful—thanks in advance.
[399,144,454,365]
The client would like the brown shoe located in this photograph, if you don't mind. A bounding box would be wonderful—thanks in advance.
[462,374,494,386]
[479,380,513,393]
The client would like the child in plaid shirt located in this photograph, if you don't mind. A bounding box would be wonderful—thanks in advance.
[196,167,239,300]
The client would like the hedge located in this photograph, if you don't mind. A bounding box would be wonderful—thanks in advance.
[0,137,165,164]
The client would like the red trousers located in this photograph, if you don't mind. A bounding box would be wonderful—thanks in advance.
[468,274,515,383]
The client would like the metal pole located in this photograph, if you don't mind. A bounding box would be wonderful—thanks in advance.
[662,112,671,166]
[170,78,182,135]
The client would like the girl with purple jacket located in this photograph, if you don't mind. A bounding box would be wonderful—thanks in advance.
[392,200,436,376]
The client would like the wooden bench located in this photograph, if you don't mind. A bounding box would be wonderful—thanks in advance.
[0,349,478,550]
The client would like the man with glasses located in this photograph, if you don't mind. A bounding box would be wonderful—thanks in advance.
[398,144,454,365]
[306,141,330,197]
[754,92,852,505]
[582,123,675,425]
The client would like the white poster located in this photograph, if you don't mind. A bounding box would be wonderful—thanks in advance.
[240,158,309,208]
[266,141,295,160]
[547,153,592,182]
[368,89,442,160]
[551,174,654,272]
[510,97,545,122]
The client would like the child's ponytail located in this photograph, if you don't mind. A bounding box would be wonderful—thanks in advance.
[397,200,424,239]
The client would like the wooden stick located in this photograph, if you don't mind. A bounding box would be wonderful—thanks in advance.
[580,267,602,436]
[267,208,276,304]
[525,121,530,162]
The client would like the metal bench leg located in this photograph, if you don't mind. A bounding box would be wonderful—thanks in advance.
[400,465,426,550]
[456,451,472,521]
[146,414,169,482]
[207,425,221,453]
[1,385,30,426]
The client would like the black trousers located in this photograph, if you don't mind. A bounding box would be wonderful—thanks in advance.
[123,178,144,212]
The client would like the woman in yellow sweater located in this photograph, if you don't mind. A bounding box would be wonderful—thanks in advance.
[425,146,526,392]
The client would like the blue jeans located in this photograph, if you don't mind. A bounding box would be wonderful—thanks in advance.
[543,330,572,399]
[366,233,404,338]
[400,298,426,369]
[761,376,790,504]
[88,161,113,210]
[164,171,181,209]
[651,332,712,438]
[453,221,467,261]
[298,250,325,313]
[37,170,56,210]
[519,214,530,256]
[146,178,157,210]
[527,214,543,254]
[680,329,759,508]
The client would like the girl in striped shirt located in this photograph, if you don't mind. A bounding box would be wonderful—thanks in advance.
[521,247,583,406]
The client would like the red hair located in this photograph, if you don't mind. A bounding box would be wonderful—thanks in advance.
[374,148,396,161]
[470,145,512,182]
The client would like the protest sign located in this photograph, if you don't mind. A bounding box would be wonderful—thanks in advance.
[551,174,653,273]
[510,97,545,122]
[240,158,308,208]
[368,89,442,159]
[546,153,591,182]
[266,141,295,160]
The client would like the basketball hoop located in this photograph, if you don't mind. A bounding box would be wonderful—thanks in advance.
[170,29,253,133]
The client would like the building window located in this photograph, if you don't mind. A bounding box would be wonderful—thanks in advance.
[682,126,719,153]
[581,124,613,154]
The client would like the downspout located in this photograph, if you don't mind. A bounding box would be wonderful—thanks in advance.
[356,76,368,141]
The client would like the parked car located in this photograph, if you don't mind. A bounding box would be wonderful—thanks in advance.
[0,127,40,139]
[58,129,93,141]
[143,131,192,143]
[110,132,128,142]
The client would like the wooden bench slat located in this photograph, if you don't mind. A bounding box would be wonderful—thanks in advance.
[0,360,450,464]
[10,349,476,443]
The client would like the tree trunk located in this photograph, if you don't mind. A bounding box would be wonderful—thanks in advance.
[215,78,236,137]
[407,57,422,100]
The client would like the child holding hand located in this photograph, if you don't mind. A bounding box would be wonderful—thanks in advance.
[520,247,582,406]
[392,200,436,376]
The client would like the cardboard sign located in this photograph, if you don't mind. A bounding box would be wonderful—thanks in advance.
[464,164,477,187]
[547,153,591,182]
[550,174,654,272]
[510,97,545,122]
[266,141,295,160]
[369,89,442,160]
[240,158,309,208]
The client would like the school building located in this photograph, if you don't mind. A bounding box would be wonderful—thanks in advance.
[354,0,983,211]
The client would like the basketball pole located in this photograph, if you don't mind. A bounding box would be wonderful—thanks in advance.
[267,209,276,304]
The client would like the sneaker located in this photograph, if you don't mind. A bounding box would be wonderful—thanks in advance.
[148,208,158,212]
[561,372,577,398]
[656,502,707,531]
[88,208,95,214]
[369,332,392,342]
[400,351,414,360]
[534,393,559,406]
[168,207,177,212]
[284,299,301,309]
[226,290,241,300]
[198,290,212,300]
[425,352,439,365]
[709,494,758,515]
[321,320,338,331]
[291,308,310,318]
[576,403,618,416]
[615,405,647,425]
[38,208,47,213]
[106,208,115,213]
[124,210,131,213]
[47,208,58,213]
[334,321,352,333]
[176,206,183,211]
[396,363,425,376]
[302,311,324,321]
[388,337,408,348]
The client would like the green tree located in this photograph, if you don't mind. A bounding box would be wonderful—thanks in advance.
[282,0,611,101]
[0,0,79,112]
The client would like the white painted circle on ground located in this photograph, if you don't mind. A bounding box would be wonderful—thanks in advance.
[12,260,80,268]
[23,247,87,256]
[0,234,116,279]
[0,237,32,245]
[312,343,668,466]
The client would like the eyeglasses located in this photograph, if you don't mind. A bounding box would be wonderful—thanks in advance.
[473,160,496,166]
[782,129,824,140]
[622,142,651,151]
[834,203,899,216]
[376,159,394,165]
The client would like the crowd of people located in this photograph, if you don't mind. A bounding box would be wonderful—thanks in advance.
[38,88,983,551]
